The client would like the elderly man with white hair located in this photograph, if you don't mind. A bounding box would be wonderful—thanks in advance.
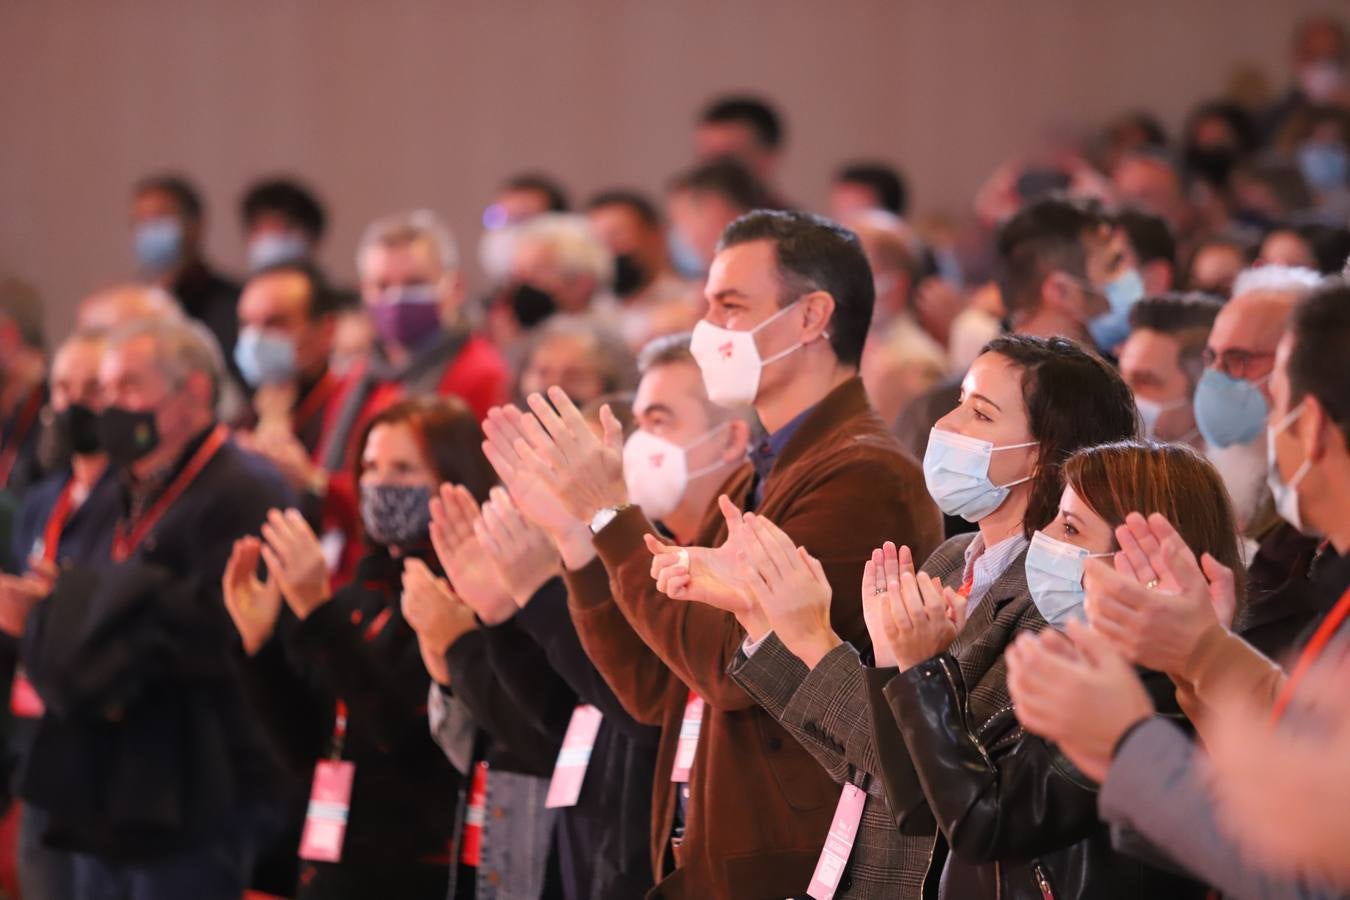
[486,212,622,351]
[1191,264,1326,605]
[9,316,296,900]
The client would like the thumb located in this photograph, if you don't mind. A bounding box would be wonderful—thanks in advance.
[717,494,744,530]
[643,533,675,557]
[599,404,624,452]
[1200,553,1237,628]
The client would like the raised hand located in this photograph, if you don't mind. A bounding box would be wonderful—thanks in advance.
[647,495,757,623]
[429,484,517,625]
[0,560,56,639]
[737,513,839,667]
[475,487,563,608]
[508,387,627,523]
[260,509,332,619]
[874,553,972,671]
[222,536,284,655]
[1006,619,1154,783]
[241,427,325,495]
[861,542,916,668]
[1083,511,1236,678]
[481,405,595,570]
[401,557,477,685]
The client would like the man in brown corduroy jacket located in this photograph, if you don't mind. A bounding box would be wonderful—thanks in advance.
[504,211,942,899]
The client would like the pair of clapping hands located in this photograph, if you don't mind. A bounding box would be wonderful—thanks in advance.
[1005,512,1238,781]
[647,501,968,671]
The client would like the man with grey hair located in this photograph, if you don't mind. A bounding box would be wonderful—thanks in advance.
[489,212,620,350]
[11,315,296,900]
[321,210,507,472]
[1191,265,1324,600]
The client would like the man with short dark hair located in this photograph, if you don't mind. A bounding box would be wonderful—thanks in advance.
[695,94,784,186]
[239,177,328,272]
[667,158,776,278]
[130,174,243,391]
[586,190,698,349]
[491,209,941,897]
[830,161,910,219]
[1118,292,1221,447]
[1116,208,1177,294]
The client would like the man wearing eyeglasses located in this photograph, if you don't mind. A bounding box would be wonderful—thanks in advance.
[1193,265,1325,607]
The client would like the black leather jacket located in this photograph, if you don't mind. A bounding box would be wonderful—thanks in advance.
[881,650,1206,900]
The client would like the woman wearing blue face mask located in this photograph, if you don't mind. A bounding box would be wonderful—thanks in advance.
[662,335,1141,898]
[222,396,496,900]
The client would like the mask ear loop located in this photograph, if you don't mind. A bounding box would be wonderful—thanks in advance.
[989,441,1038,490]
[684,422,735,481]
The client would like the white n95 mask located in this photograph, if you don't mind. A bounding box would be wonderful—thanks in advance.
[689,302,806,408]
[623,425,729,521]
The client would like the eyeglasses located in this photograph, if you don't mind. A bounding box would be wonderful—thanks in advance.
[1201,347,1275,380]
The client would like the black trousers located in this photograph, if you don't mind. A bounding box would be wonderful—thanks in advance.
[297,860,449,900]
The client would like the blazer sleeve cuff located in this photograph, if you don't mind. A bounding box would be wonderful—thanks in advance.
[563,555,615,614]
[727,631,809,722]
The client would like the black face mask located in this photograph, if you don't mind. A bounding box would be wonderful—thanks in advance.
[612,253,649,298]
[511,283,559,328]
[60,404,102,455]
[96,406,160,467]
[1184,145,1239,188]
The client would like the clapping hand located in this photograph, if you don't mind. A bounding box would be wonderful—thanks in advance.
[401,557,477,685]
[1084,512,1237,679]
[481,405,595,570]
[260,509,332,619]
[429,484,517,626]
[1005,619,1154,783]
[222,537,284,655]
[735,513,840,668]
[647,495,765,634]
[0,559,55,639]
[474,487,563,608]
[498,387,628,523]
[863,541,967,671]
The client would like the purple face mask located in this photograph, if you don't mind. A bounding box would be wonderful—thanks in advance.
[372,284,443,349]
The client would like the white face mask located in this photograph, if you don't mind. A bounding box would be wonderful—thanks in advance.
[623,424,729,521]
[1135,395,1191,440]
[1266,402,1317,536]
[689,301,807,408]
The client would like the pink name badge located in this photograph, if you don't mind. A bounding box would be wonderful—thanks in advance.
[546,704,604,809]
[806,783,867,900]
[669,692,704,783]
[298,759,356,862]
[9,665,44,719]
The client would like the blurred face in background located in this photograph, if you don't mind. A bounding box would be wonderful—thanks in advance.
[696,121,775,182]
[1118,328,1199,442]
[1188,242,1248,297]
[668,188,741,274]
[518,331,608,407]
[588,203,669,293]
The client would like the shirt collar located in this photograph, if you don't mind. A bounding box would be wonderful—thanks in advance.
[752,404,815,483]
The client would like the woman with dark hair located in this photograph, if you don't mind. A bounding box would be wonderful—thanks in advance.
[653,334,1143,898]
[222,395,493,899]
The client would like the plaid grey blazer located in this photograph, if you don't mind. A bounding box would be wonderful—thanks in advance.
[728,533,1034,899]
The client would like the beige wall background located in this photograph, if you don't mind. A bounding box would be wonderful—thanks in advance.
[0,0,1340,341]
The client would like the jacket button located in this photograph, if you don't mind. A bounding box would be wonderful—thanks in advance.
[840,874,852,891]
[766,736,782,752]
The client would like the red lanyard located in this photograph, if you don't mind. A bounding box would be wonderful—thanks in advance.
[0,388,43,488]
[293,372,339,452]
[1272,584,1350,723]
[111,426,229,562]
[38,478,79,566]
[331,698,349,760]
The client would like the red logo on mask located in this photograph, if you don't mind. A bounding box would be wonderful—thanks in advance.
[649,453,664,468]
[718,341,734,359]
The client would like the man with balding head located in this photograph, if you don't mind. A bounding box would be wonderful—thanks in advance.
[11,318,295,900]
[1193,265,1326,606]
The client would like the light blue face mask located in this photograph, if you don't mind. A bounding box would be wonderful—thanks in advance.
[1193,367,1270,449]
[248,232,310,272]
[668,228,707,279]
[922,427,1036,522]
[1025,530,1113,626]
[134,218,184,273]
[1297,141,1349,193]
[233,327,299,387]
[1087,269,1145,353]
